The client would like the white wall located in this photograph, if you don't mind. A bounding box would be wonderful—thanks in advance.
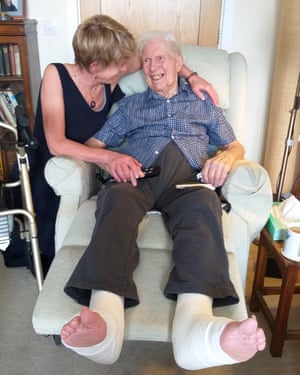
[220,0,280,161]
[27,0,79,73]
[27,0,280,163]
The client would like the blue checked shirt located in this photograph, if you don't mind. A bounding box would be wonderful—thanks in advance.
[94,78,236,170]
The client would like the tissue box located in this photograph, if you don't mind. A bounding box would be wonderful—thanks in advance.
[266,197,300,240]
[266,213,287,241]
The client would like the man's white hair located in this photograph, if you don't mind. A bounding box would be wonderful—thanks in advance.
[138,30,182,56]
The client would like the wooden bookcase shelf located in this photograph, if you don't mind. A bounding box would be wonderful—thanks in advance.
[0,19,41,180]
[0,19,41,126]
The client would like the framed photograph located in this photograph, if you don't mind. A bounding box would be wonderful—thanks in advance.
[0,0,25,19]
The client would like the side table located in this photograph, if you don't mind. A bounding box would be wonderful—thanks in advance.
[249,227,300,356]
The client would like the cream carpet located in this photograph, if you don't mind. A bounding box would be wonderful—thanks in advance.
[0,244,299,375]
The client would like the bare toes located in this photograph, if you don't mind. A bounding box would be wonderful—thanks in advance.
[220,318,266,362]
[60,308,107,348]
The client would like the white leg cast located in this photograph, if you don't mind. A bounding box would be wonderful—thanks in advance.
[172,293,238,370]
[61,290,124,364]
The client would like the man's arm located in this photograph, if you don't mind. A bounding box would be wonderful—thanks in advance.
[201,140,245,187]
[86,137,144,186]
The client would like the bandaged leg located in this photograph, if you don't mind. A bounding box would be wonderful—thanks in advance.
[172,293,265,370]
[61,290,124,364]
[172,293,236,370]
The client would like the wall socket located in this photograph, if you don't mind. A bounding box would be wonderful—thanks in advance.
[41,19,58,36]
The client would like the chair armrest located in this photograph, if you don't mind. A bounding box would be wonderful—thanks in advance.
[221,160,272,289]
[44,156,98,251]
[45,156,97,200]
[222,159,273,241]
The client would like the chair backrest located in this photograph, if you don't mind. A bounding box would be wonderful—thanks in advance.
[119,45,248,142]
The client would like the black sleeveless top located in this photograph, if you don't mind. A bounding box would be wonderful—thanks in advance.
[33,63,125,163]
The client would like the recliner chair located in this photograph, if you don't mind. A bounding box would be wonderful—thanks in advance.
[32,45,273,342]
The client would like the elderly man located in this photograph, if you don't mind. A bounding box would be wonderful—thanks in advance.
[60,31,265,370]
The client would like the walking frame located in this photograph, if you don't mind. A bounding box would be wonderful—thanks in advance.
[0,105,43,291]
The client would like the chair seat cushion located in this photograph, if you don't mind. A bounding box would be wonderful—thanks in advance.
[32,245,248,341]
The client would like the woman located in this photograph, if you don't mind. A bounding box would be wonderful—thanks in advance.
[3,14,218,273]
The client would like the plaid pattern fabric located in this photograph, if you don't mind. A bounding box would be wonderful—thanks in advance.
[95,78,235,169]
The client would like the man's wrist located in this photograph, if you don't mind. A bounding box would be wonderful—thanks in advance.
[186,71,198,83]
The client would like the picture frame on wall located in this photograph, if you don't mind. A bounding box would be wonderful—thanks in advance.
[0,0,25,19]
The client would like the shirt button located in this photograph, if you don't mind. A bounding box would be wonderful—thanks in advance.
[155,150,159,154]
[171,135,175,140]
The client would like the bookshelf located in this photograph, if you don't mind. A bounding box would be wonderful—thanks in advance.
[0,19,41,180]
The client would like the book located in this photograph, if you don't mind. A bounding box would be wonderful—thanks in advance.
[1,90,18,109]
[13,44,21,76]
[0,91,17,119]
[0,108,7,124]
[8,44,16,76]
[0,93,16,126]
[0,106,8,123]
[0,46,5,76]
[1,44,11,76]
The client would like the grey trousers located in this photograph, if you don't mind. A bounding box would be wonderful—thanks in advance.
[65,143,238,308]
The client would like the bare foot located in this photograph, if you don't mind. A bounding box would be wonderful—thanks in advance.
[60,307,107,348]
[220,316,266,362]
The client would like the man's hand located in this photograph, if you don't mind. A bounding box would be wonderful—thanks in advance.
[201,152,234,187]
[188,74,219,106]
[99,150,144,186]
[201,141,244,187]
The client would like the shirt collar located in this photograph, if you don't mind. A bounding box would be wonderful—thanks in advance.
[146,77,190,101]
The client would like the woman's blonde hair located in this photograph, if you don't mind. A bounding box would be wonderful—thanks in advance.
[72,14,136,69]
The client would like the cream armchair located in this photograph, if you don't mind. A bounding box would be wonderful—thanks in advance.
[32,45,273,342]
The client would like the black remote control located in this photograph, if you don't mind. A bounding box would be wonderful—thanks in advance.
[97,166,161,184]
[142,166,161,178]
